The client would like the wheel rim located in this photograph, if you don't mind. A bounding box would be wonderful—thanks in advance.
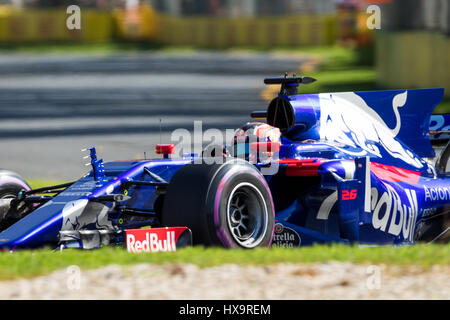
[226,182,268,248]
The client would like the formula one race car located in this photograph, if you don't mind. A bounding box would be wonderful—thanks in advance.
[0,76,449,251]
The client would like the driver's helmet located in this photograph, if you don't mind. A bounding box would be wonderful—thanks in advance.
[232,122,281,161]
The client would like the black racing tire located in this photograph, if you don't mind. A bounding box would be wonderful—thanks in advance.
[415,211,450,243]
[416,144,450,243]
[0,170,30,198]
[436,140,450,173]
[162,158,275,248]
[0,170,31,225]
[436,142,450,242]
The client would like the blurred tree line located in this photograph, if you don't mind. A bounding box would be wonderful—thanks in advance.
[3,0,338,15]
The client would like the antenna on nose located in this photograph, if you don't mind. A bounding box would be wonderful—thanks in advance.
[159,118,162,145]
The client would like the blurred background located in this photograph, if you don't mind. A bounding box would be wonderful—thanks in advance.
[0,0,448,180]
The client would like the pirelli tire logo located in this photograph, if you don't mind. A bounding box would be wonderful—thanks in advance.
[271,223,301,248]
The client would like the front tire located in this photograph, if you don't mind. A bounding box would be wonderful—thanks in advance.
[0,170,31,229]
[162,159,275,248]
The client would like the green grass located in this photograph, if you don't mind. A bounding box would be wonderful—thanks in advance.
[297,46,378,94]
[0,244,448,281]
[27,179,67,189]
[433,98,450,114]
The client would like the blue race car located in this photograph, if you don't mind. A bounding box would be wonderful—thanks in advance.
[0,76,449,251]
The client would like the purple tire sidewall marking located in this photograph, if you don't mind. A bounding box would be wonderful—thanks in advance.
[213,168,241,248]
[0,177,30,193]
[250,171,275,247]
[213,166,275,248]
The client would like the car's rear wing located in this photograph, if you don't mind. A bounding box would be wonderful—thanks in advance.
[429,114,450,145]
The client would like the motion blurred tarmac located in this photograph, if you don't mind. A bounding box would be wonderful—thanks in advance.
[0,51,307,179]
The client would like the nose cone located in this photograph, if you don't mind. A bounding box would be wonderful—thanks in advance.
[0,178,103,250]
[0,200,66,250]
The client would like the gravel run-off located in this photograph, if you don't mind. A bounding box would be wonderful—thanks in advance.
[0,262,449,300]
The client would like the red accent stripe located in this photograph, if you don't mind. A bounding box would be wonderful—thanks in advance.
[279,158,421,183]
[370,162,421,184]
[279,158,322,177]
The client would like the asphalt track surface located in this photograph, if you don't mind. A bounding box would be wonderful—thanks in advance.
[0,51,307,180]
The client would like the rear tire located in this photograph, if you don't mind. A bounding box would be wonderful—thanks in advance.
[416,145,450,243]
[436,142,450,242]
[162,159,275,248]
[435,140,450,173]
